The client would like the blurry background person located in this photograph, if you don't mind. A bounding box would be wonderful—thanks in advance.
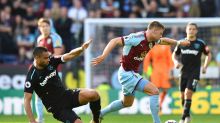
[143,45,173,111]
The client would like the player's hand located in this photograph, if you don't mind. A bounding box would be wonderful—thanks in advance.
[202,66,207,74]
[91,55,105,66]
[179,40,190,46]
[174,60,182,69]
[82,39,92,50]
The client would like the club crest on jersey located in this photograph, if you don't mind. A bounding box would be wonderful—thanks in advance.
[48,65,54,70]
[194,43,200,49]
[47,38,52,44]
[149,43,153,49]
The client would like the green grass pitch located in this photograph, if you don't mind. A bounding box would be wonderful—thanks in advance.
[0,114,219,123]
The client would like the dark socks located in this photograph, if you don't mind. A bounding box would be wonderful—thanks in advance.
[90,99,101,122]
[182,99,191,120]
[182,99,185,107]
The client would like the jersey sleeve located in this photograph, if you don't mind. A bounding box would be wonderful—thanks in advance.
[203,44,210,55]
[24,70,35,94]
[121,32,145,46]
[174,45,181,55]
[51,33,63,48]
[50,55,65,67]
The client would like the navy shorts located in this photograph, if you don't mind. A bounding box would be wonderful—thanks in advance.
[179,77,198,92]
[52,89,81,122]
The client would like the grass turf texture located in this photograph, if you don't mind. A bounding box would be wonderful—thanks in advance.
[0,114,219,123]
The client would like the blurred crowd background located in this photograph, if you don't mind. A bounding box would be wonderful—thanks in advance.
[0,0,220,64]
[0,0,220,88]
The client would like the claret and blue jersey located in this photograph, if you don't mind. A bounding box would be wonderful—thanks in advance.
[120,31,160,72]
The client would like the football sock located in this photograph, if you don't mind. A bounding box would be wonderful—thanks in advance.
[101,100,124,117]
[159,91,166,109]
[182,99,191,120]
[182,99,185,107]
[150,95,161,123]
[90,99,101,122]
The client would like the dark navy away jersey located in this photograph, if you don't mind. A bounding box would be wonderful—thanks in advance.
[174,38,210,79]
[24,56,65,110]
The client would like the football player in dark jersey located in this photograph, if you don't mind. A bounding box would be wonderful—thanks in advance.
[24,39,101,123]
[172,22,212,123]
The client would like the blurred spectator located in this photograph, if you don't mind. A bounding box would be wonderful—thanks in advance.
[119,0,137,17]
[0,10,17,64]
[55,7,72,53]
[12,15,23,41]
[141,0,160,18]
[32,0,45,18]
[50,0,60,21]
[16,26,35,64]
[87,0,101,18]
[157,0,176,17]
[198,0,216,17]
[100,0,120,18]
[0,0,11,10]
[11,0,26,17]
[68,0,88,47]
[23,5,37,34]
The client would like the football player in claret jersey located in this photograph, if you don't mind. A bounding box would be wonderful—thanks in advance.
[24,39,101,123]
[92,21,190,123]
[36,18,63,123]
[172,22,211,123]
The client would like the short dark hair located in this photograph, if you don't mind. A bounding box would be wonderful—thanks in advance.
[38,18,50,26]
[148,21,165,30]
[33,47,48,58]
[186,22,198,29]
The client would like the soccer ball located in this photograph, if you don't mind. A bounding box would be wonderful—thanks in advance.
[165,120,177,123]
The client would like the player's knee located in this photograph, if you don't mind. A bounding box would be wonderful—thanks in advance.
[88,90,100,101]
[74,119,82,123]
[123,102,133,107]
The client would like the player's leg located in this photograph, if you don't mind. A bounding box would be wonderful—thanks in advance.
[35,95,44,123]
[52,108,82,123]
[179,78,188,123]
[78,88,101,123]
[100,95,134,117]
[159,74,171,111]
[136,79,160,123]
[159,88,168,110]
[182,79,198,123]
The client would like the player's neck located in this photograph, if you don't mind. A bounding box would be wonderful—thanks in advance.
[42,33,49,38]
[186,36,196,41]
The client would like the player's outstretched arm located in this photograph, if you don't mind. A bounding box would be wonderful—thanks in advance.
[159,38,190,46]
[24,92,38,123]
[202,51,212,73]
[62,39,92,62]
[92,37,123,66]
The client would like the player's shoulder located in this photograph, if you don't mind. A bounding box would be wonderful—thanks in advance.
[196,38,206,45]
[26,65,37,81]
[37,35,44,43]
[50,32,61,39]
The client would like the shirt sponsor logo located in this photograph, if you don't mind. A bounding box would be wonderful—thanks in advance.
[133,51,147,61]
[181,49,198,55]
[40,70,56,86]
